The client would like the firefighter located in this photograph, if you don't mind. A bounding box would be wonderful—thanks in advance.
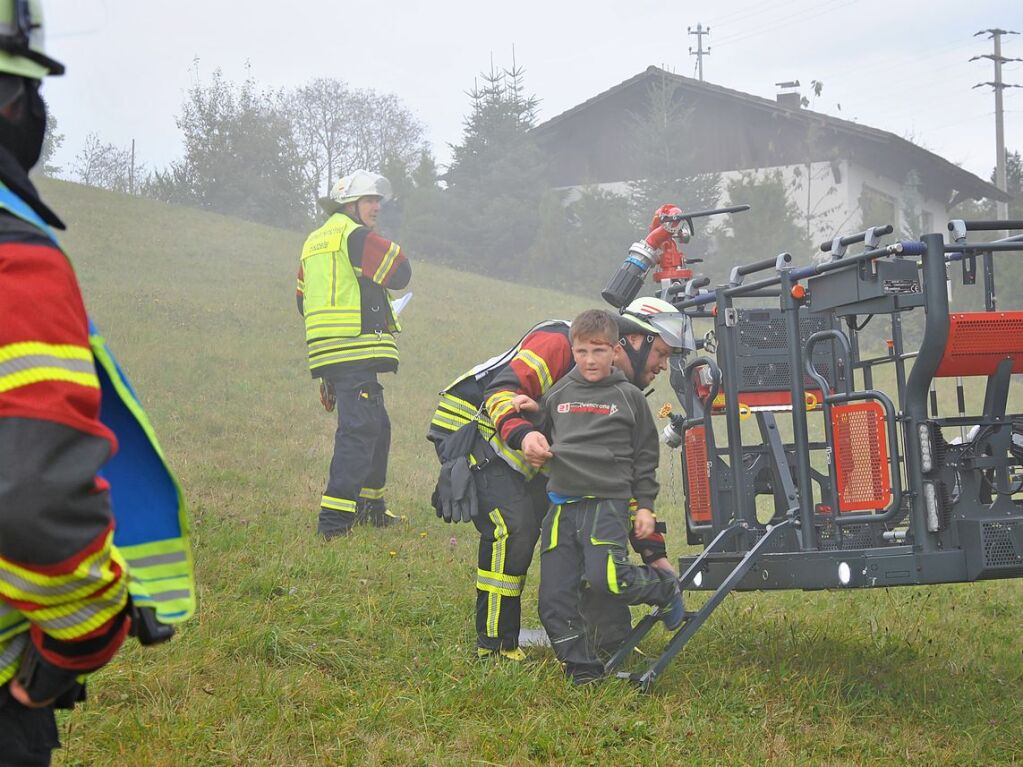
[0,2,194,762]
[429,297,693,660]
[298,170,412,538]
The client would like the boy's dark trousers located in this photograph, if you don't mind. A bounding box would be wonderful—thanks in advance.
[538,498,677,672]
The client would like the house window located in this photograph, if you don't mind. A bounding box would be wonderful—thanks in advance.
[859,185,896,230]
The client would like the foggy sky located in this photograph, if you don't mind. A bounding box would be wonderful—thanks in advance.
[44,0,1022,184]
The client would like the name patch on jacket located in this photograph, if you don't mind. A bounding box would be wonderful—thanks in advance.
[556,401,619,415]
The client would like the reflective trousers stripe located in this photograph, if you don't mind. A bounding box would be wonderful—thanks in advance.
[321,495,357,514]
[359,487,385,500]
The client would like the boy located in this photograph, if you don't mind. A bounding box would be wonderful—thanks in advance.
[522,309,684,685]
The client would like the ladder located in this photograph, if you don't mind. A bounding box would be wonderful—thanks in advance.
[605,518,794,691]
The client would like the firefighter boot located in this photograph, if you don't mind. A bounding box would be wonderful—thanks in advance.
[364,498,400,528]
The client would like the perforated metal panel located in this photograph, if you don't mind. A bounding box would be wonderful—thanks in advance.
[831,401,891,512]
[684,427,712,523]
[982,522,1021,569]
[936,312,1023,377]
[734,309,837,392]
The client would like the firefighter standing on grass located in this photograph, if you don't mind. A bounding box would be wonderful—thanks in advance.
[298,170,411,539]
[0,2,194,763]
[429,297,692,661]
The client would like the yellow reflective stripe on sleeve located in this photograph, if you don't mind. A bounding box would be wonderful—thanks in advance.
[516,349,553,392]
[0,536,123,606]
[29,576,129,640]
[321,496,357,514]
[0,341,98,394]
[372,242,401,283]
[485,391,516,422]
[0,633,28,687]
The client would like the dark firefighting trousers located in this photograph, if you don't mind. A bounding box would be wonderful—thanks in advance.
[0,689,60,767]
[538,498,678,674]
[472,459,634,652]
[318,370,391,537]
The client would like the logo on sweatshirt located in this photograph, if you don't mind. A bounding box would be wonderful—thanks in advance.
[557,401,618,415]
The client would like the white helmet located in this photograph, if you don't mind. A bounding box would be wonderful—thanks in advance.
[618,296,695,352]
[0,0,63,80]
[318,170,392,213]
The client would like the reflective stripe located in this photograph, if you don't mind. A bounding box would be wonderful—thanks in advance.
[485,391,516,422]
[476,568,524,597]
[0,633,28,687]
[31,577,129,637]
[321,495,357,514]
[544,505,562,552]
[0,341,98,393]
[124,551,187,569]
[360,487,385,500]
[372,242,400,283]
[601,556,617,597]
[517,349,553,392]
[0,537,121,604]
[487,508,510,638]
[308,335,398,370]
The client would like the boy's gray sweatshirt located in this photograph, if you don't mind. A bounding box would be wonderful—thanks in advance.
[541,366,659,511]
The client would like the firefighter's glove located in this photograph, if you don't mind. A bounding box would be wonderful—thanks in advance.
[435,457,478,523]
[319,379,336,412]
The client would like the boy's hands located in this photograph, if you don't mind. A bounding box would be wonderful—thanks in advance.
[522,431,553,467]
[633,508,656,538]
[511,394,539,413]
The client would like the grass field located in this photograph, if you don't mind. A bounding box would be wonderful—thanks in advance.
[34,178,1023,766]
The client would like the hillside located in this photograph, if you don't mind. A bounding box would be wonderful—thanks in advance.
[33,179,1023,766]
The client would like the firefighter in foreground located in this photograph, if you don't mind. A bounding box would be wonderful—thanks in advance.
[429,296,692,661]
[298,170,411,538]
[0,2,194,762]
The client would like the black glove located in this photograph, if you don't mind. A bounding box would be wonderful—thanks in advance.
[434,456,479,523]
[449,457,478,523]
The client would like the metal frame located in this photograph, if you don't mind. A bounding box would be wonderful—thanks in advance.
[614,219,1023,690]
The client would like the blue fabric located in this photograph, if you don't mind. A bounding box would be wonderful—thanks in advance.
[0,184,57,243]
[92,347,181,546]
[547,491,584,505]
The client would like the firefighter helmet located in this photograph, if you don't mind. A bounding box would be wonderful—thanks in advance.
[318,170,392,213]
[618,296,695,351]
[0,0,63,80]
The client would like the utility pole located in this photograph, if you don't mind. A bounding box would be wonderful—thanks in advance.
[688,23,710,81]
[971,28,1021,222]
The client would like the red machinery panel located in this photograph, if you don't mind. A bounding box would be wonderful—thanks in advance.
[684,427,713,523]
[936,312,1023,377]
[831,401,891,512]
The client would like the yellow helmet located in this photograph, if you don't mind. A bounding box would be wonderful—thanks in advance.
[0,0,63,80]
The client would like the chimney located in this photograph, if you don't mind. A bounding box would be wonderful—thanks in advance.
[775,80,801,110]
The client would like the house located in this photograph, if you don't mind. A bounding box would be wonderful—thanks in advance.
[531,66,1007,242]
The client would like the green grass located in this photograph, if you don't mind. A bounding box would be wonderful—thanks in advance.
[34,178,1023,766]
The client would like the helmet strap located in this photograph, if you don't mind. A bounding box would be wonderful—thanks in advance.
[619,334,654,387]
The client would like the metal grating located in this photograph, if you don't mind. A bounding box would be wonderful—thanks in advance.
[936,312,1023,377]
[817,521,875,550]
[684,427,712,523]
[981,522,1020,568]
[831,401,891,512]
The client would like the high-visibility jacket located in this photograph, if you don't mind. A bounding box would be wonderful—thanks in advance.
[0,179,194,690]
[428,321,572,479]
[299,212,404,375]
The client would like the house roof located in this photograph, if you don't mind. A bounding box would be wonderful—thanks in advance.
[533,66,1007,205]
